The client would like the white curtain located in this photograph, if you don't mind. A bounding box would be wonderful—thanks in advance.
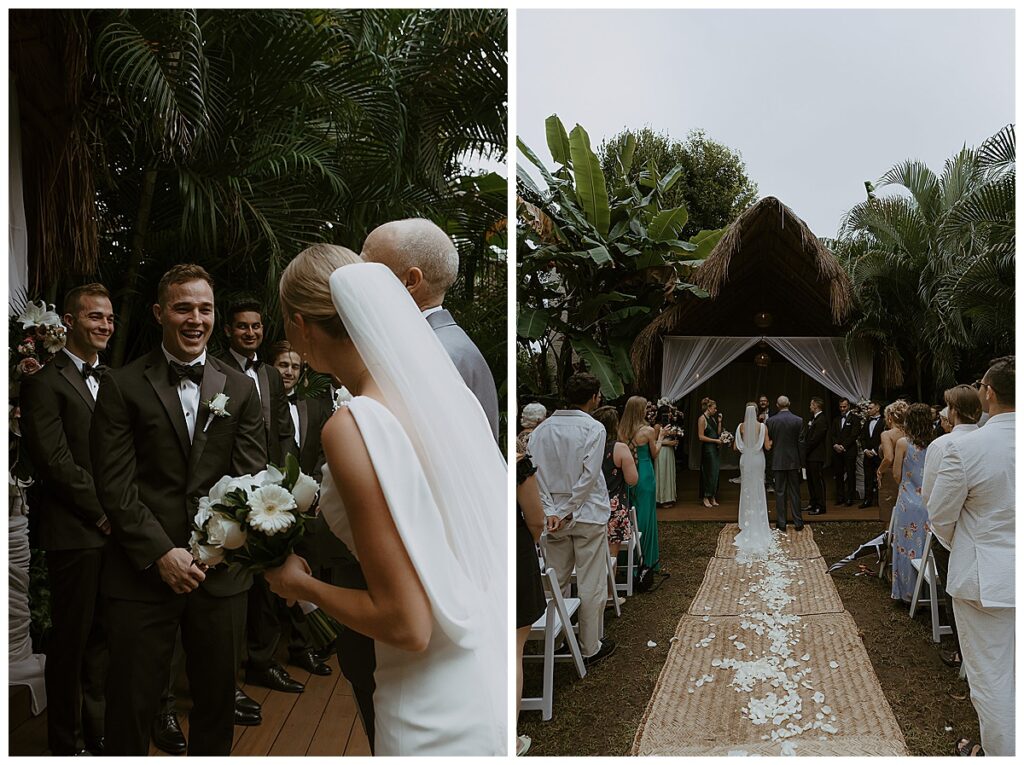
[765,337,874,402]
[9,80,29,311]
[660,336,760,401]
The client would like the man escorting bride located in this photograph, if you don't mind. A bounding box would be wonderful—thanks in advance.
[732,403,774,560]
[263,241,506,755]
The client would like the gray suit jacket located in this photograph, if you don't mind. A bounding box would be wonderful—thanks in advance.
[426,309,499,440]
[767,409,805,471]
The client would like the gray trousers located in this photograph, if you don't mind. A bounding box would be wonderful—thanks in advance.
[773,469,802,529]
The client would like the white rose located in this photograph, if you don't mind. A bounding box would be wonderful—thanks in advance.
[189,529,225,567]
[194,496,213,527]
[291,472,319,514]
[205,511,247,550]
[246,484,298,535]
[209,392,231,416]
[209,474,255,504]
[253,465,285,487]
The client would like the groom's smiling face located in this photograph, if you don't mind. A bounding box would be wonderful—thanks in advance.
[155,279,215,362]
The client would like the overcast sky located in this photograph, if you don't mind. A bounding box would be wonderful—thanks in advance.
[518,9,1014,238]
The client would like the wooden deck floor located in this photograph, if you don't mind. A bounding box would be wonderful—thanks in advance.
[10,653,371,756]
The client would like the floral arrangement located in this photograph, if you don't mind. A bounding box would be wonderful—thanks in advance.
[190,454,338,647]
[10,299,66,380]
[333,385,354,412]
[719,431,734,446]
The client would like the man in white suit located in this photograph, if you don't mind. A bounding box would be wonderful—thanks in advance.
[923,356,1014,756]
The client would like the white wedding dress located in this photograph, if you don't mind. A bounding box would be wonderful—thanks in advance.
[316,263,506,755]
[733,404,773,560]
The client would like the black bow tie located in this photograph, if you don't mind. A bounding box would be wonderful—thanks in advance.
[244,357,262,372]
[169,361,204,387]
[81,363,106,381]
[287,391,298,403]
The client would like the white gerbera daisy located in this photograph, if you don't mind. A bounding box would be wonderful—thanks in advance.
[247,485,297,535]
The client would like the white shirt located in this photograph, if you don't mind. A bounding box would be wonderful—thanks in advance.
[229,348,261,402]
[528,409,610,525]
[421,305,444,320]
[923,412,1014,607]
[921,423,979,550]
[867,415,881,438]
[63,348,100,400]
[288,398,301,449]
[163,346,206,443]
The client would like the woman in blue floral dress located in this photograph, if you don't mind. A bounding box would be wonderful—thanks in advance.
[890,403,937,602]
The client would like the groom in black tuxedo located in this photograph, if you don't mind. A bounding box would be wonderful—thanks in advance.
[91,264,267,755]
[20,284,114,755]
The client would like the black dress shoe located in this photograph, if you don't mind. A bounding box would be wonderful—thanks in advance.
[234,707,262,726]
[235,686,261,714]
[245,664,305,693]
[775,525,786,532]
[290,648,332,676]
[800,505,815,514]
[151,713,187,755]
[583,638,616,667]
[85,737,104,756]
[859,499,873,508]
[807,507,826,516]
[794,523,805,531]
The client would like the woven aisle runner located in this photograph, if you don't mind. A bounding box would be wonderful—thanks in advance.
[715,523,821,560]
[632,526,908,756]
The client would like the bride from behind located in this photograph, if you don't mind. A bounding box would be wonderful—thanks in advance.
[733,403,774,560]
[264,244,506,755]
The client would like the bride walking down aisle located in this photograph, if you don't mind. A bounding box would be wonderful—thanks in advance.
[733,403,773,561]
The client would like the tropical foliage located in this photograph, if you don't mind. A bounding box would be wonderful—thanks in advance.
[12,9,507,384]
[830,124,1015,399]
[599,127,758,239]
[517,115,725,401]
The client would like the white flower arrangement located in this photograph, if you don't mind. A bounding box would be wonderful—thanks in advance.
[719,431,734,446]
[191,454,337,648]
[205,393,231,418]
[333,385,353,411]
[17,300,63,330]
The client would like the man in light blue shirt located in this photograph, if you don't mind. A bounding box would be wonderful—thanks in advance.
[528,373,615,666]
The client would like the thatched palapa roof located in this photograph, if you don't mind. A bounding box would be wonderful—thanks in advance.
[632,196,855,392]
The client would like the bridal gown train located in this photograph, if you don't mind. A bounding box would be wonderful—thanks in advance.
[733,409,773,560]
[318,396,505,755]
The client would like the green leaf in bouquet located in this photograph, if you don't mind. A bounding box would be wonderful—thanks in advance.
[283,453,301,491]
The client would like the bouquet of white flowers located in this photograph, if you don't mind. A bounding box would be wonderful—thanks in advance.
[719,431,734,446]
[191,453,338,647]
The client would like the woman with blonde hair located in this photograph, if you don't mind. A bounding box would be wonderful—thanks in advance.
[618,396,663,574]
[697,397,724,508]
[263,244,506,755]
[876,399,909,507]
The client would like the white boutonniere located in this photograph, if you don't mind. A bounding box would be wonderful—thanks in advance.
[203,393,231,432]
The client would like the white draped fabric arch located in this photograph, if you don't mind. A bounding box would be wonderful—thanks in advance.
[661,336,873,403]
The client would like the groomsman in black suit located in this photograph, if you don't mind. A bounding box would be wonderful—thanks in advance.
[20,284,114,756]
[91,264,267,755]
[859,400,884,507]
[215,301,325,691]
[802,397,829,515]
[830,398,862,506]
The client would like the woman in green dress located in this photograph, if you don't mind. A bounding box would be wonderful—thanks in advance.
[619,396,665,573]
[698,397,724,508]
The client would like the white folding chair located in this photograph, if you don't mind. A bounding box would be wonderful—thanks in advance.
[615,506,642,597]
[606,554,621,617]
[878,506,897,581]
[909,532,953,644]
[521,567,587,721]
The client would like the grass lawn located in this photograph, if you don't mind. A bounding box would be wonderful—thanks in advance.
[518,520,980,756]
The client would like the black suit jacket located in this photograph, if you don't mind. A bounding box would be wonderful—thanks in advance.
[859,415,884,453]
[295,395,331,481]
[215,350,297,468]
[19,352,107,551]
[804,412,829,463]
[91,349,267,601]
[830,413,862,452]
[766,409,803,470]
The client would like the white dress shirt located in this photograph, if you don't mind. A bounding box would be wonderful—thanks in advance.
[923,412,1014,608]
[921,423,979,550]
[421,305,444,320]
[229,347,261,402]
[63,348,100,400]
[288,397,301,449]
[163,346,206,443]
[528,409,610,525]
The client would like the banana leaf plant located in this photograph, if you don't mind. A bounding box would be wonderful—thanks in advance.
[517,114,724,400]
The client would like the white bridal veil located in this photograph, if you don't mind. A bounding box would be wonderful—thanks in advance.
[734,404,772,558]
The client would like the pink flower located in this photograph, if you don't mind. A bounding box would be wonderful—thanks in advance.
[18,357,41,376]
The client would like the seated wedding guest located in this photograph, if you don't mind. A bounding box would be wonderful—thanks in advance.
[697,397,723,508]
[515,454,545,757]
[592,405,638,568]
[924,357,1014,757]
[362,218,499,440]
[876,400,909,506]
[20,284,114,756]
[890,403,936,602]
[922,384,982,669]
[517,402,547,456]
[619,396,664,573]
[654,404,679,506]
[529,372,616,666]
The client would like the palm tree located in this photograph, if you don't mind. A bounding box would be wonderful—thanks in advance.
[835,125,1014,399]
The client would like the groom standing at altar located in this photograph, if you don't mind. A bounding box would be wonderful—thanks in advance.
[92,264,267,755]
